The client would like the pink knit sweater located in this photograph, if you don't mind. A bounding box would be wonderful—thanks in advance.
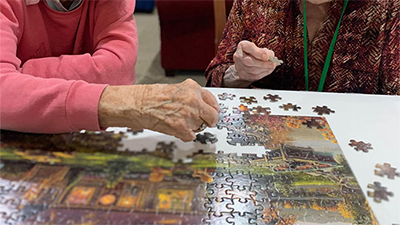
[0,0,138,133]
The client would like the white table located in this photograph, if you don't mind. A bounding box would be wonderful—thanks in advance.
[111,88,400,225]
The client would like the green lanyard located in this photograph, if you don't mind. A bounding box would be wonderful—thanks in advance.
[303,0,349,91]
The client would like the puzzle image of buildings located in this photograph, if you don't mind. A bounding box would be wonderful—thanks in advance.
[0,111,379,224]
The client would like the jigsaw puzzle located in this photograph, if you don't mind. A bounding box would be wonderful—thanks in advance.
[0,97,381,225]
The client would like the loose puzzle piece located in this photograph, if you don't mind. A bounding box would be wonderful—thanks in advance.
[302,118,323,129]
[218,92,236,100]
[239,96,258,105]
[263,94,282,102]
[375,163,400,179]
[367,181,394,202]
[279,103,301,111]
[126,128,144,135]
[349,139,373,153]
[312,105,335,115]
[250,106,271,115]
[194,132,218,144]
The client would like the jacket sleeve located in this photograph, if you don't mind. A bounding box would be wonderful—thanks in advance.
[380,0,400,95]
[20,0,138,85]
[0,1,111,133]
[205,0,245,87]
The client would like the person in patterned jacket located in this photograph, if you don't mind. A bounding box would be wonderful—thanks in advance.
[205,0,399,95]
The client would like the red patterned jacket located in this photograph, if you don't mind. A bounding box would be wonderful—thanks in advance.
[205,0,399,94]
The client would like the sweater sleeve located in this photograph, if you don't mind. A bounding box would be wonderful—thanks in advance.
[205,0,245,87]
[20,0,138,85]
[0,1,108,133]
[380,0,400,95]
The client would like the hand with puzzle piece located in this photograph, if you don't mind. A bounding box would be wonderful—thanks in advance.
[219,40,281,88]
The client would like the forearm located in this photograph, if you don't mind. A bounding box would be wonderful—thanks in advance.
[0,71,106,133]
[21,52,136,85]
[98,85,145,129]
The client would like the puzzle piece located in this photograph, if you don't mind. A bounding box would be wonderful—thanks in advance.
[250,106,271,115]
[194,132,218,144]
[126,128,144,135]
[349,139,373,152]
[312,105,335,115]
[279,103,301,111]
[226,212,257,225]
[218,92,236,100]
[367,181,394,202]
[204,197,233,217]
[263,94,282,102]
[239,96,257,105]
[302,118,323,129]
[375,163,400,179]
[268,56,284,65]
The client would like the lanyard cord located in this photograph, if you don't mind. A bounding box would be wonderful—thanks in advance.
[303,0,349,91]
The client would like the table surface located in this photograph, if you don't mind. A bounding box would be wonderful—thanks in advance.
[0,88,399,225]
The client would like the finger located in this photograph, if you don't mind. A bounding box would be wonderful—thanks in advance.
[201,89,219,112]
[242,53,276,69]
[236,41,244,58]
[262,48,275,59]
[150,121,196,142]
[240,41,269,61]
[177,130,196,142]
[198,100,219,128]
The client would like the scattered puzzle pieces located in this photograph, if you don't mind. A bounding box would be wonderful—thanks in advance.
[312,105,335,115]
[239,96,257,105]
[367,181,394,202]
[218,92,236,100]
[375,163,400,179]
[279,103,301,111]
[349,139,373,152]
[194,132,218,144]
[263,94,282,102]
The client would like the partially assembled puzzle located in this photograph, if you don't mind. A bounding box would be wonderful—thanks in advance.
[0,92,396,225]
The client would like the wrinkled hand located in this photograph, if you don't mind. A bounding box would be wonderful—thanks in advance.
[233,40,278,83]
[98,79,219,142]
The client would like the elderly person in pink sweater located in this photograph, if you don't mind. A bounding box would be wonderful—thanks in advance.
[0,0,219,142]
